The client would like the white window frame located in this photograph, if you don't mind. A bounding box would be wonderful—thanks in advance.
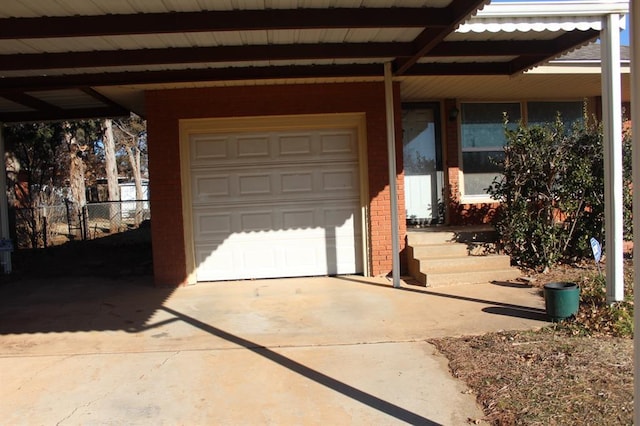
[458,99,584,204]
[459,101,521,203]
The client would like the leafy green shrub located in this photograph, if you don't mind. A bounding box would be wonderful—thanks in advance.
[488,114,631,270]
[488,115,601,268]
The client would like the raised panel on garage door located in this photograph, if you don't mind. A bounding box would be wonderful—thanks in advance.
[190,127,363,281]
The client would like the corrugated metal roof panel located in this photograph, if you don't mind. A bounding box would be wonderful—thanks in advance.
[446,28,568,42]
[0,0,627,122]
[0,97,33,112]
[0,28,424,55]
[458,16,609,33]
[28,89,105,109]
[418,55,517,63]
[399,73,608,101]
[0,0,452,18]
[0,57,392,78]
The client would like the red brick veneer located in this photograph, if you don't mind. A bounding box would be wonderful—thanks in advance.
[146,82,405,286]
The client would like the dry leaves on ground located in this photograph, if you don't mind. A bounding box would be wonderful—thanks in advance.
[431,330,633,425]
[430,261,634,425]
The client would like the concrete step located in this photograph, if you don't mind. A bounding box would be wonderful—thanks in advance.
[408,242,497,259]
[424,269,521,287]
[410,254,513,275]
[408,243,468,259]
[407,227,498,246]
[406,227,520,287]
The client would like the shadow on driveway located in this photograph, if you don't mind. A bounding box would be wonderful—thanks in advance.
[0,276,444,425]
[335,275,549,322]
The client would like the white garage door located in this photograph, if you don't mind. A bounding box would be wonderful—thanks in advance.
[189,126,363,281]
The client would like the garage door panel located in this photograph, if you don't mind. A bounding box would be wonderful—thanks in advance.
[240,211,275,232]
[195,245,235,279]
[193,175,231,200]
[281,172,313,193]
[320,132,357,155]
[237,135,270,158]
[191,135,229,162]
[279,135,313,156]
[322,169,358,192]
[196,212,233,237]
[194,202,359,241]
[238,174,271,195]
[190,125,363,281]
[195,235,360,281]
[192,130,357,167]
[282,209,315,229]
[192,164,358,205]
[323,206,362,232]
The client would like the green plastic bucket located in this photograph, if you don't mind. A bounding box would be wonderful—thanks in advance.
[544,282,580,321]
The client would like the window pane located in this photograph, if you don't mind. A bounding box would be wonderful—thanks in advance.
[460,102,517,196]
[464,172,502,197]
[462,151,503,196]
[527,101,583,129]
[460,103,521,149]
[462,151,504,174]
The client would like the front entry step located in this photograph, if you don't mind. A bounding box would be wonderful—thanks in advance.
[407,227,521,287]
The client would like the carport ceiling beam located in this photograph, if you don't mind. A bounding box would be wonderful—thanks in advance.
[0,106,130,123]
[80,87,131,113]
[393,0,487,75]
[429,40,560,57]
[0,8,451,39]
[0,61,523,92]
[0,91,63,114]
[507,29,600,74]
[0,43,415,71]
[0,40,572,72]
[0,64,386,91]
[404,62,512,75]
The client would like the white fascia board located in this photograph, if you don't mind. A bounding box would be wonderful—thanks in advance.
[526,64,631,74]
[476,1,629,18]
[459,2,628,34]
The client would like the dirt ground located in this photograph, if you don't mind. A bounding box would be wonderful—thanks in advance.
[431,262,634,425]
[432,330,632,425]
[6,223,152,281]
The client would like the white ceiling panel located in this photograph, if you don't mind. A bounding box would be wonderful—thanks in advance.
[29,89,105,109]
[419,55,517,63]
[0,0,627,122]
[0,0,453,18]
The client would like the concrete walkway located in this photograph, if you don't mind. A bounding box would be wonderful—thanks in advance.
[0,275,548,425]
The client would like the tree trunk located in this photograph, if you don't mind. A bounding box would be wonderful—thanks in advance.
[103,119,120,232]
[68,137,86,207]
[66,131,87,238]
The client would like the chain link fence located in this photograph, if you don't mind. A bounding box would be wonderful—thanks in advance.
[12,200,151,249]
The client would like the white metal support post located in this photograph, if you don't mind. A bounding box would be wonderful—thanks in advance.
[0,123,12,273]
[630,0,639,423]
[601,13,624,303]
[384,62,401,288]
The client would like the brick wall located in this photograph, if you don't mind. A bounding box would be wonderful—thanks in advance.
[146,82,405,286]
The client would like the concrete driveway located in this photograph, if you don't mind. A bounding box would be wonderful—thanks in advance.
[0,275,548,425]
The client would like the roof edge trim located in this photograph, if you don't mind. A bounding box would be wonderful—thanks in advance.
[475,1,629,18]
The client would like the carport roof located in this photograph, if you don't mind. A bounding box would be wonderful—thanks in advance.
[0,0,628,123]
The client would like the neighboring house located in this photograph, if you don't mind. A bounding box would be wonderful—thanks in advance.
[119,181,149,219]
[0,0,630,286]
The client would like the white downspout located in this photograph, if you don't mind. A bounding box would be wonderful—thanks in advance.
[601,13,624,303]
[384,62,401,288]
[0,123,12,274]
[630,0,639,423]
